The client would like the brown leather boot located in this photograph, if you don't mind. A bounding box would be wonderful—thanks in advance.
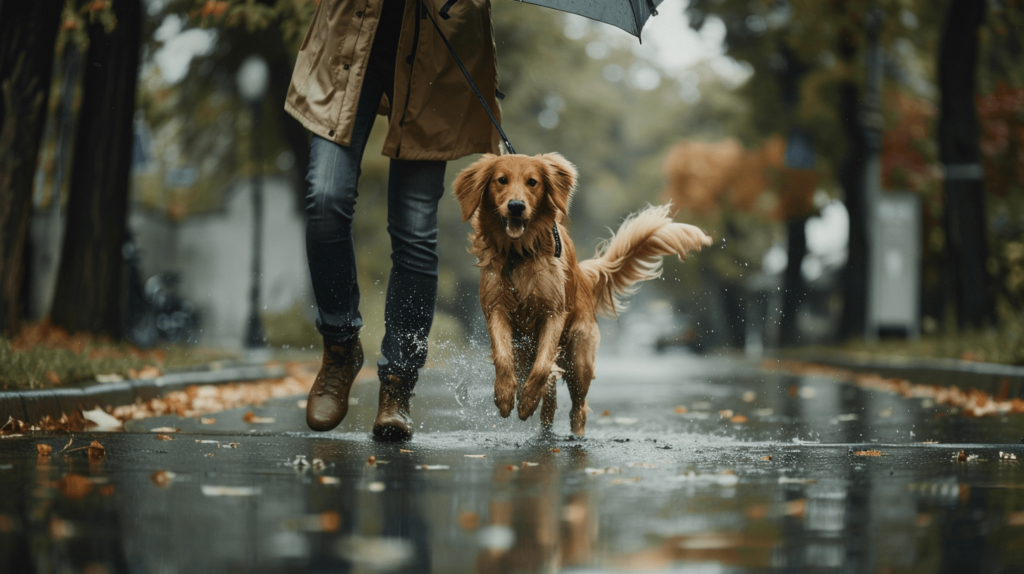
[306,336,364,431]
[372,375,414,440]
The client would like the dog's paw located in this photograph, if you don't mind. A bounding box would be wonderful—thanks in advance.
[495,395,513,418]
[493,376,516,418]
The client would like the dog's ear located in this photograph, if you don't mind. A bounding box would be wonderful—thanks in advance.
[539,153,578,217]
[453,154,498,222]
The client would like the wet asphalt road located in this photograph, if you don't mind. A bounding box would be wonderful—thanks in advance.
[2,348,1024,574]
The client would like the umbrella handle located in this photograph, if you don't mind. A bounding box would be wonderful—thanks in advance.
[420,0,517,155]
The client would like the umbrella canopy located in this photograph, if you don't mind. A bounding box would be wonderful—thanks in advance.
[514,0,665,38]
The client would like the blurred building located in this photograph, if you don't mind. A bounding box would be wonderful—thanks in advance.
[128,175,313,349]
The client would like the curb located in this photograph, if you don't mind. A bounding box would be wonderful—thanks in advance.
[0,363,287,425]
[776,351,1024,399]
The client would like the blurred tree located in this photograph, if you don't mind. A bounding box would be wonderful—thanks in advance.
[937,0,994,330]
[51,0,144,338]
[0,2,63,336]
[685,0,954,342]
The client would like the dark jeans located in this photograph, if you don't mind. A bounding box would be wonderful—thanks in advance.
[305,43,445,385]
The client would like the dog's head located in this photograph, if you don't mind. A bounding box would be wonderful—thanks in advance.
[453,153,577,241]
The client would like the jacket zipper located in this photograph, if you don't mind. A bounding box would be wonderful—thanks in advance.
[395,0,422,158]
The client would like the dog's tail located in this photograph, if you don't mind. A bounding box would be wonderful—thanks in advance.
[580,204,712,318]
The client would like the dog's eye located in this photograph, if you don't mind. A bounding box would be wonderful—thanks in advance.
[527,178,538,187]
[497,176,508,185]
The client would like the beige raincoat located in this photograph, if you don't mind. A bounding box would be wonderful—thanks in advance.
[285,0,503,161]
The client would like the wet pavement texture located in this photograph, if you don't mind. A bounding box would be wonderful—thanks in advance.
[2,351,1024,573]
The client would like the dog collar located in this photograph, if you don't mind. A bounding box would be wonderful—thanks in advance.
[552,224,562,259]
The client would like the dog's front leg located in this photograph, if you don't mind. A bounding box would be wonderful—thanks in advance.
[517,313,567,421]
[485,308,517,418]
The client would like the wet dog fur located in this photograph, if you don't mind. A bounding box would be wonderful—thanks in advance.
[453,153,712,435]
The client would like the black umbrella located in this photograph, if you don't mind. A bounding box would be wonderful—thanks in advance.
[514,0,665,38]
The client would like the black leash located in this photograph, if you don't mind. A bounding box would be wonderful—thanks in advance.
[420,0,516,155]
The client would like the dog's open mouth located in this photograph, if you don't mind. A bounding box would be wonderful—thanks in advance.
[501,216,527,239]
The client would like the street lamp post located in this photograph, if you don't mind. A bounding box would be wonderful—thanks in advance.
[237,56,269,349]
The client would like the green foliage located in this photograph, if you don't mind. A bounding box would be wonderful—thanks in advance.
[0,338,237,391]
[684,0,947,190]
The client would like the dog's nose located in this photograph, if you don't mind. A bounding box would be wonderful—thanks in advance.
[507,200,526,217]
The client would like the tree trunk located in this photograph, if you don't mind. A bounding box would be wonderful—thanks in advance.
[51,0,142,337]
[837,78,869,341]
[780,218,808,347]
[937,0,994,330]
[0,2,62,336]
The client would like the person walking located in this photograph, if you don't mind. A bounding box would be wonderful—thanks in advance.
[284,0,503,439]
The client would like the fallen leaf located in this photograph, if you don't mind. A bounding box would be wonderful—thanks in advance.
[201,485,260,497]
[742,391,756,402]
[458,511,480,530]
[206,453,214,458]
[550,448,561,453]
[784,499,807,518]
[49,518,73,540]
[400,449,413,453]
[95,373,124,383]
[319,511,340,533]
[37,444,52,456]
[82,408,122,431]
[746,504,769,520]
[156,434,173,441]
[99,485,115,497]
[318,476,340,485]
[242,411,275,424]
[59,474,93,500]
[674,406,688,414]
[200,418,216,425]
[718,409,734,418]
[601,410,611,416]
[45,371,61,385]
[521,462,539,468]
[128,366,161,379]
[730,414,748,423]
[367,455,377,465]
[504,464,519,472]
[674,471,740,486]
[150,470,175,487]
[150,427,179,433]
[463,454,486,458]
[584,467,621,475]
[778,477,817,485]
[420,465,450,470]
[611,476,642,485]
[854,450,883,457]
[957,450,968,462]
[761,455,772,461]
[87,440,105,460]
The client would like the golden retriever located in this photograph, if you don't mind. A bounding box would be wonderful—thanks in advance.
[453,153,712,435]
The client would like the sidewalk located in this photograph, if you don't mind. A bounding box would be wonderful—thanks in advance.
[0,362,287,426]
[774,348,1024,399]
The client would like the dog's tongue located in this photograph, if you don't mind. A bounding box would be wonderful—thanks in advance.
[505,217,525,239]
